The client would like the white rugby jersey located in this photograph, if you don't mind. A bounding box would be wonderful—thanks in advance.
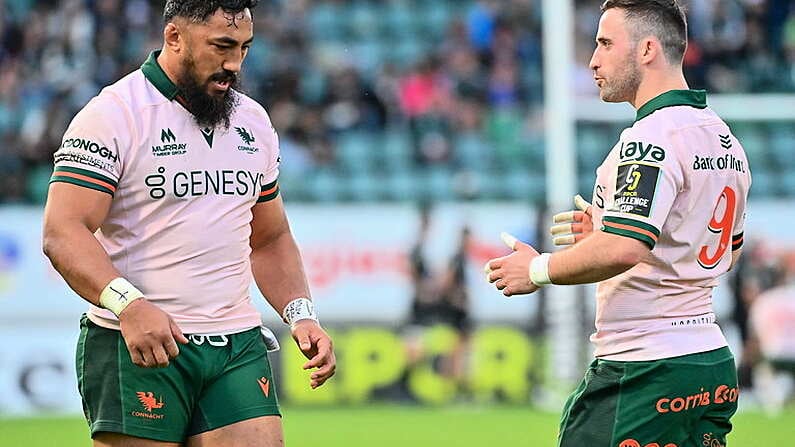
[589,90,751,361]
[51,51,281,334]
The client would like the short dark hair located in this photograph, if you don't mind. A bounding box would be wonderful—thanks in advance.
[163,0,259,23]
[601,0,687,64]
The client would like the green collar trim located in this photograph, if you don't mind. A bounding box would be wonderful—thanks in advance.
[141,50,179,100]
[635,89,707,122]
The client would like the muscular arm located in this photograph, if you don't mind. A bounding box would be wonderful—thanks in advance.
[42,183,120,304]
[43,182,187,368]
[250,195,336,388]
[249,195,311,314]
[548,230,650,285]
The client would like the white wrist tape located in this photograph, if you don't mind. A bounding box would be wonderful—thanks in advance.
[529,253,553,286]
[99,278,144,317]
[282,298,318,328]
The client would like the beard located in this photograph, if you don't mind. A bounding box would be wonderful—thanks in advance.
[599,50,642,103]
[176,55,241,130]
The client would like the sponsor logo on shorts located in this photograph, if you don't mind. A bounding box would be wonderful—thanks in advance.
[655,385,739,414]
[702,433,725,447]
[131,391,165,420]
[712,385,739,404]
[619,439,677,447]
[258,377,270,397]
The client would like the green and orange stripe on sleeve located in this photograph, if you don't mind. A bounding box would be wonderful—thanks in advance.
[50,166,118,196]
[732,232,744,251]
[602,216,661,249]
[257,179,279,203]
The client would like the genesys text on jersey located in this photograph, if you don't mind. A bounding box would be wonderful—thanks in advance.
[144,167,266,199]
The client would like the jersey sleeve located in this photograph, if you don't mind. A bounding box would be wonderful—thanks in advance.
[50,94,130,196]
[256,108,281,204]
[601,128,684,249]
[731,206,747,252]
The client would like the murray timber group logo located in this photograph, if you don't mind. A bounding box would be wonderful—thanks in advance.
[235,127,259,153]
[151,128,187,157]
[131,391,165,420]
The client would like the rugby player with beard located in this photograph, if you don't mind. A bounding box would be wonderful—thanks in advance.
[43,1,335,446]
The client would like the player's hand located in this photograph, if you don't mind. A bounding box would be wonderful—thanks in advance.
[118,298,189,368]
[485,232,541,297]
[291,319,336,389]
[550,194,593,246]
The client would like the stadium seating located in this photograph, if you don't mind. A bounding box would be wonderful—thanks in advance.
[0,0,793,204]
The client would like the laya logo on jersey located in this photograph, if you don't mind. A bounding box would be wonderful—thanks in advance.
[619,140,666,162]
[61,137,118,162]
[144,167,265,200]
[612,161,660,218]
[235,127,260,153]
[151,128,187,157]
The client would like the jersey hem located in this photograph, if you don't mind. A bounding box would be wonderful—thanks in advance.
[595,335,728,362]
[86,311,264,335]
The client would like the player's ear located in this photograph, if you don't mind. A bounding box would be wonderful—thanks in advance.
[163,22,182,54]
[638,36,657,66]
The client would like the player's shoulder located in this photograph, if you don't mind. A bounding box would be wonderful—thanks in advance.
[620,90,719,161]
[630,90,722,135]
[234,91,274,123]
[102,69,169,110]
[78,69,161,119]
[232,91,278,142]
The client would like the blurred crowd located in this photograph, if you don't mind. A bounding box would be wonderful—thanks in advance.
[732,239,795,412]
[0,0,794,203]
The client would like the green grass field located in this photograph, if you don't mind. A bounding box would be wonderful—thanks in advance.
[1,406,793,446]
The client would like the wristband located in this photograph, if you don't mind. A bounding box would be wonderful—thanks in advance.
[530,253,553,286]
[99,277,144,316]
[282,298,318,328]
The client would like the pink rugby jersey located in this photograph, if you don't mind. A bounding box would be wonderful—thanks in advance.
[589,90,751,361]
[51,51,281,334]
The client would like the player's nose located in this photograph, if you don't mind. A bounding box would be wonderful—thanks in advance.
[589,53,599,72]
[223,58,243,76]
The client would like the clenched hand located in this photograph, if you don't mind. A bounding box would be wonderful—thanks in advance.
[118,298,189,368]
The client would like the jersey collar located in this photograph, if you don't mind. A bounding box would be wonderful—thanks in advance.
[635,89,707,122]
[141,50,179,101]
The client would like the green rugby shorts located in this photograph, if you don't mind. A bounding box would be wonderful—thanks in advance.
[75,315,281,442]
[558,347,738,447]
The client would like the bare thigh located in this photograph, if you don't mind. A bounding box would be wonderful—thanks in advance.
[94,432,182,447]
[186,415,284,447]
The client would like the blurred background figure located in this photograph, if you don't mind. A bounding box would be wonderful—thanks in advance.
[404,204,473,395]
[748,250,795,415]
